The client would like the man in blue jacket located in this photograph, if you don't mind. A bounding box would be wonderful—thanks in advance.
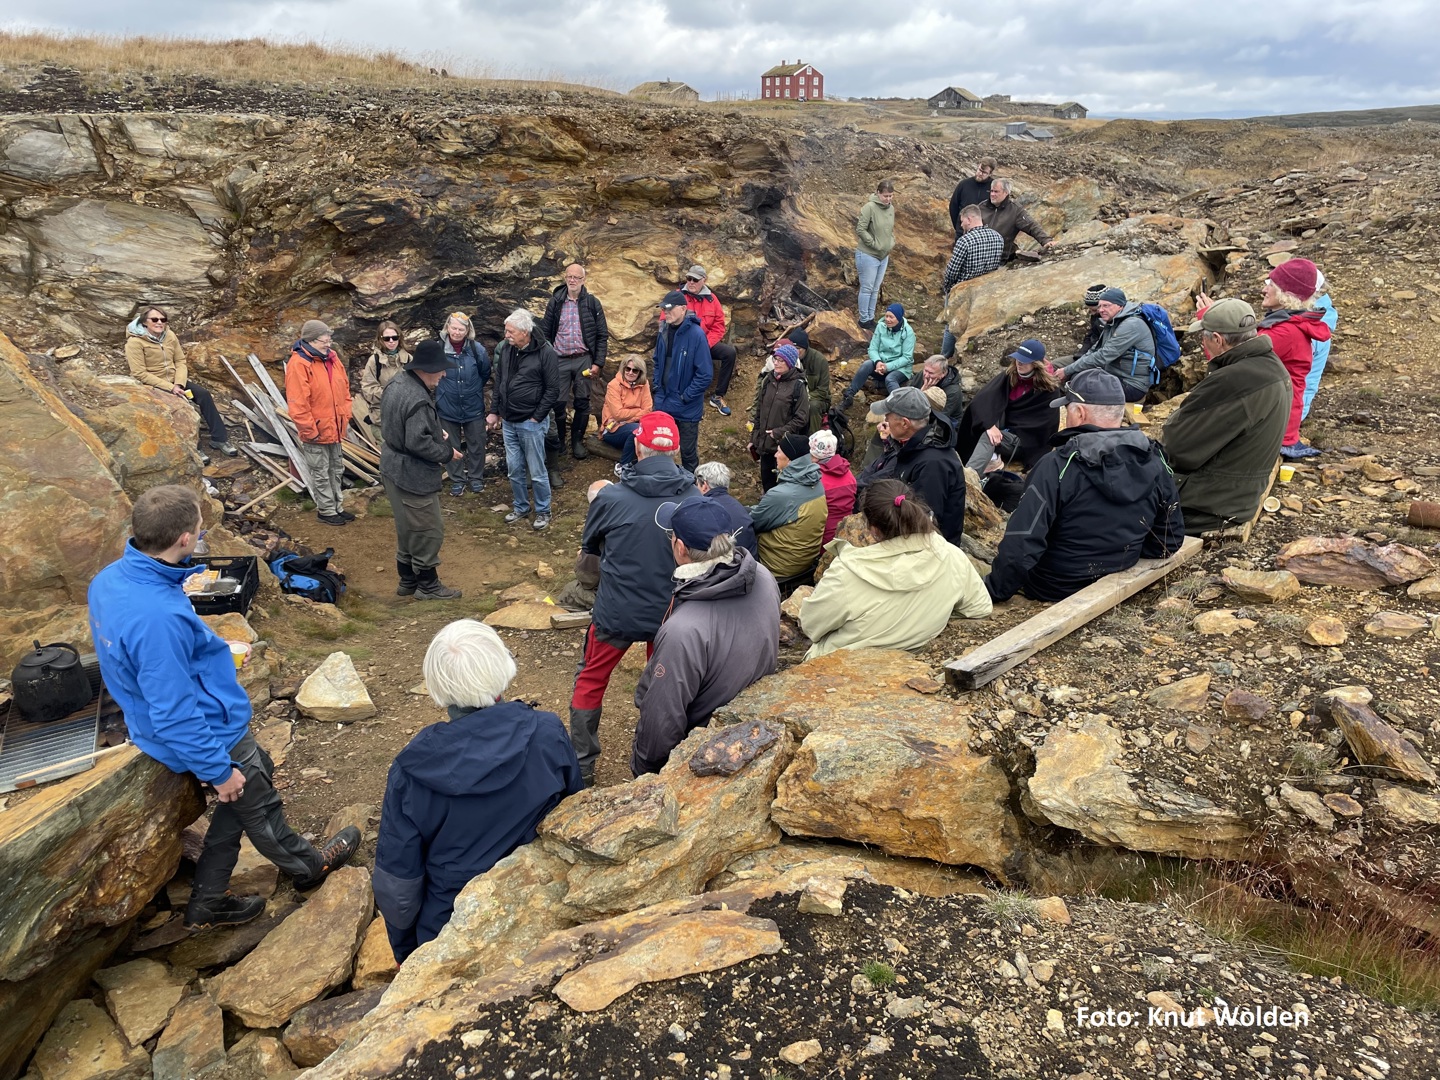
[88,486,360,930]
[651,291,712,473]
[373,620,580,961]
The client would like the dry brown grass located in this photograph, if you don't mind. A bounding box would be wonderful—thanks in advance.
[0,31,621,94]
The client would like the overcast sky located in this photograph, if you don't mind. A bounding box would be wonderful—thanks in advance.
[6,0,1439,118]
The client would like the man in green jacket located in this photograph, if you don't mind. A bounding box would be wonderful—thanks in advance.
[854,180,896,330]
[1162,299,1291,534]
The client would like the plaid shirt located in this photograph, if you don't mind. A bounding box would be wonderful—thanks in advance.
[942,225,1005,293]
[552,296,587,357]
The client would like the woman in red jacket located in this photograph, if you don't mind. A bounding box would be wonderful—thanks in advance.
[809,428,855,546]
[1257,259,1331,459]
[285,319,354,525]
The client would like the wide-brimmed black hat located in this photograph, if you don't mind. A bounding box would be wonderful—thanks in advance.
[407,339,459,373]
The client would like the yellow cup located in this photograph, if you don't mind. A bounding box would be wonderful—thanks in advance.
[1127,403,1143,422]
[228,641,251,670]
[1278,465,1296,483]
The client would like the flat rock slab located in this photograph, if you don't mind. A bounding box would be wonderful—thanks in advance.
[553,909,782,1012]
[484,601,560,630]
[1302,616,1348,646]
[1220,567,1300,603]
[201,610,258,643]
[151,992,225,1080]
[167,901,298,970]
[1363,611,1429,639]
[255,720,294,766]
[93,957,192,1045]
[1318,693,1436,786]
[1407,575,1440,599]
[227,1032,297,1080]
[1145,673,1212,713]
[1275,537,1434,589]
[1373,781,1440,825]
[324,802,376,841]
[295,652,377,722]
[1222,689,1272,720]
[27,998,150,1080]
[283,986,386,1068]
[211,866,373,1028]
[1193,610,1256,636]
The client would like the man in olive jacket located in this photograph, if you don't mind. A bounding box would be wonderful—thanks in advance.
[1162,299,1291,534]
[380,341,465,599]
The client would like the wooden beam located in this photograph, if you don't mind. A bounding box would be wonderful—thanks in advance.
[246,353,287,411]
[550,610,593,630]
[945,535,1203,690]
[230,477,295,516]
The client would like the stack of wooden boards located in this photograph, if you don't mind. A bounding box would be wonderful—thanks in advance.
[221,354,383,513]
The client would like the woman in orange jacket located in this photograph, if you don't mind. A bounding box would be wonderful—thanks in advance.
[285,319,353,526]
[598,355,653,473]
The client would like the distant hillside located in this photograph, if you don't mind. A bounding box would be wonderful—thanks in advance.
[1239,103,1440,128]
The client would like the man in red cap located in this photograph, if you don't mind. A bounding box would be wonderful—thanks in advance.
[568,411,700,786]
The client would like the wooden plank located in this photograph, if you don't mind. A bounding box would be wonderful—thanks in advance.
[945,535,1204,690]
[231,477,295,516]
[253,395,316,496]
[239,444,302,491]
[220,354,262,411]
[550,610,593,630]
[247,353,287,411]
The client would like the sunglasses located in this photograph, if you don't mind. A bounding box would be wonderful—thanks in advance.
[147,316,167,323]
[381,334,400,341]
[624,366,642,374]
[686,276,702,283]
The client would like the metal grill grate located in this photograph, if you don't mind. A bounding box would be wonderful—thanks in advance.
[0,698,102,793]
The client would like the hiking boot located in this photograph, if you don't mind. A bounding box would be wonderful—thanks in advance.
[449,482,465,496]
[533,514,550,531]
[317,513,347,526]
[1280,442,1322,460]
[292,826,362,891]
[338,510,356,521]
[840,391,855,412]
[414,567,462,601]
[395,560,419,597]
[184,892,266,931]
[505,509,526,524]
[570,405,591,459]
[469,480,485,494]
[212,441,240,457]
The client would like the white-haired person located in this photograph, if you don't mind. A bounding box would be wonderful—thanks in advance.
[487,308,561,530]
[373,620,581,962]
[809,428,855,546]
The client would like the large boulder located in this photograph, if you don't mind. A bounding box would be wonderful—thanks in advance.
[1275,537,1434,590]
[62,372,203,500]
[0,331,133,664]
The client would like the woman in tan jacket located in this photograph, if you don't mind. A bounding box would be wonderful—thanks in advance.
[360,321,409,436]
[125,306,236,457]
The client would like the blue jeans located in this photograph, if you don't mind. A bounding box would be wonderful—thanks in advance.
[600,422,640,465]
[502,419,551,515]
[941,327,957,359]
[855,251,889,322]
[846,360,906,399]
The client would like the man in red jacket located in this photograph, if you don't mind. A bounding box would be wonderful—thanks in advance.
[683,265,738,417]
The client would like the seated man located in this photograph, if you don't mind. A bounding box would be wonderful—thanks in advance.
[630,497,780,775]
[878,386,968,546]
[374,620,581,961]
[750,432,827,580]
[1055,287,1153,402]
[1162,298,1291,534]
[907,355,964,423]
[695,461,758,556]
[985,371,1185,603]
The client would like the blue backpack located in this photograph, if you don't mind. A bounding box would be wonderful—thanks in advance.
[269,548,346,605]
[1129,304,1183,385]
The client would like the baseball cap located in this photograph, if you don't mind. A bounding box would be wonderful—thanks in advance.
[686,264,707,280]
[1051,369,1126,409]
[1185,297,1258,335]
[878,385,932,421]
[655,496,733,549]
[634,411,679,451]
[659,290,689,310]
[1007,339,1046,363]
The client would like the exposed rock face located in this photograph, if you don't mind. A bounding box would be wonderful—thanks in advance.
[1275,537,1434,589]
[1317,692,1436,786]
[1028,717,1252,858]
[210,866,373,1028]
[0,331,133,662]
[295,652,377,722]
[1372,781,1440,825]
[62,371,203,500]
[24,999,150,1080]
[283,987,386,1068]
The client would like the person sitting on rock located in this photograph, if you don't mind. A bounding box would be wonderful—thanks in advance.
[1055,288,1153,403]
[985,371,1185,603]
[871,386,968,547]
[955,339,1061,473]
[1301,269,1337,421]
[749,342,810,492]
[125,305,237,459]
[630,497,780,775]
[907,355,965,424]
[1162,298,1291,534]
[750,432,827,582]
[939,205,1005,358]
[1077,284,1108,355]
[598,354,653,475]
[841,303,915,410]
[787,329,831,434]
[695,461,758,556]
[374,620,581,961]
[801,479,991,659]
[809,428,856,546]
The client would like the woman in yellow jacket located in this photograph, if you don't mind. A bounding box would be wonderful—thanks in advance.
[125,306,236,458]
[285,319,353,526]
[800,479,991,659]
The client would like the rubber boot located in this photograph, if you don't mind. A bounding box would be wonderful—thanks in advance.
[396,560,419,597]
[414,566,462,601]
[569,706,603,788]
[546,443,565,491]
[571,403,590,459]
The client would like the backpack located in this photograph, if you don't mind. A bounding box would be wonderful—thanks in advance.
[269,548,347,604]
[1130,304,1183,385]
[822,406,855,460]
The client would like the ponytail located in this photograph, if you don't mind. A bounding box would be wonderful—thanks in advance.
[860,479,935,541]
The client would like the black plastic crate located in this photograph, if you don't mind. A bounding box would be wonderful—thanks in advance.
[186,556,260,617]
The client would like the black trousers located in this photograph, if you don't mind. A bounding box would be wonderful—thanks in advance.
[708,343,737,397]
[184,382,230,446]
[759,451,778,492]
[191,734,320,900]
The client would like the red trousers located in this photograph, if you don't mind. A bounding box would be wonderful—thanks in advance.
[570,626,653,710]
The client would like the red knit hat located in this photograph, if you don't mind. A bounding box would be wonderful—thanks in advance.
[634,411,679,451]
[1269,258,1319,299]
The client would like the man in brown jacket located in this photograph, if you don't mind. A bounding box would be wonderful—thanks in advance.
[980,178,1055,261]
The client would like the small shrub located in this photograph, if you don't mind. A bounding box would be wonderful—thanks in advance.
[1262,612,1305,633]
[368,497,394,518]
[1139,956,1171,982]
[861,961,896,987]
[1286,742,1340,778]
[981,890,1040,927]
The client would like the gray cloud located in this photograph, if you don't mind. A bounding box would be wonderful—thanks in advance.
[4,0,1437,117]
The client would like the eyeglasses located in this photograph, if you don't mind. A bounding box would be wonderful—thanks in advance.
[147,316,167,323]
[686,276,702,283]
[381,334,400,341]
[624,366,642,374]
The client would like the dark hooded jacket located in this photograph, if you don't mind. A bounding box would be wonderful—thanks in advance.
[652,310,714,423]
[380,369,454,495]
[540,284,610,368]
[492,333,560,424]
[583,455,702,640]
[985,425,1185,603]
[955,367,1061,471]
[894,410,968,546]
[630,549,780,776]
[373,700,581,961]
[703,487,759,556]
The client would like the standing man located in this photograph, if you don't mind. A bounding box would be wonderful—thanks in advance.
[488,309,561,531]
[940,205,1005,358]
[651,291,712,475]
[947,157,996,236]
[680,266,737,417]
[569,412,700,786]
[285,319,352,527]
[380,340,466,599]
[1056,287,1154,402]
[630,497,780,776]
[787,329,830,434]
[88,485,360,929]
[980,178,1054,262]
[855,180,896,330]
[541,263,610,460]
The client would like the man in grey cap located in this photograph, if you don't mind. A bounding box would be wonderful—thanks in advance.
[380,340,465,600]
[985,370,1184,603]
[1056,287,1154,402]
[682,265,738,416]
[1162,298,1291,534]
[879,385,968,545]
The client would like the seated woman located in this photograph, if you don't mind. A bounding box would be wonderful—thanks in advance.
[125,305,236,457]
[599,355,653,475]
[373,620,581,962]
[800,479,991,660]
[841,303,915,410]
[954,339,1060,473]
[809,428,855,546]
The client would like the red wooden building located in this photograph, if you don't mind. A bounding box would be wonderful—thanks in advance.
[760,60,824,102]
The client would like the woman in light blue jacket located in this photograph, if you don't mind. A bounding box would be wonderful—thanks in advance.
[1300,270,1338,420]
[841,304,916,410]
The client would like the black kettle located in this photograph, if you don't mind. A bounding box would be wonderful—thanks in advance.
[12,641,92,724]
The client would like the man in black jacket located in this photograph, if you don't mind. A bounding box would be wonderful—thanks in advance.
[947,157,996,236]
[880,386,968,546]
[487,309,561,530]
[906,356,964,423]
[540,263,609,460]
[985,371,1185,603]
[380,341,465,599]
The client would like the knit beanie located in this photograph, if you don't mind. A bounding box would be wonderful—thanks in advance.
[1269,258,1319,300]
[778,432,810,461]
[1096,287,1126,306]
[787,328,810,352]
[301,319,331,343]
[773,343,800,369]
[885,302,906,325]
[1083,283,1107,307]
[808,429,838,463]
